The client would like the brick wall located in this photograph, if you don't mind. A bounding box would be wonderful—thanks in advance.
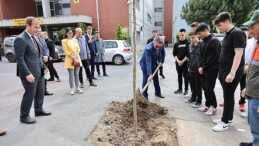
[70,0,128,39]
[164,0,173,43]
[0,0,36,19]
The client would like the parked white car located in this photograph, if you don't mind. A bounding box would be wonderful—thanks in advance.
[103,40,133,65]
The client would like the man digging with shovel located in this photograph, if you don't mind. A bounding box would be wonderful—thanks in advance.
[140,36,165,100]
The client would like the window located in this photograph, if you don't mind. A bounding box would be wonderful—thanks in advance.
[50,1,63,16]
[136,31,140,43]
[62,3,70,8]
[55,3,62,15]
[5,39,14,47]
[155,22,163,26]
[104,41,118,48]
[147,13,151,23]
[123,41,131,47]
[154,7,163,12]
[36,2,43,17]
[136,0,140,11]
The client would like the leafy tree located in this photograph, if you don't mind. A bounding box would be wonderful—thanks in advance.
[58,28,66,39]
[115,24,130,43]
[181,0,258,29]
[78,22,87,34]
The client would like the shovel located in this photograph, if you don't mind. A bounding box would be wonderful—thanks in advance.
[141,65,161,95]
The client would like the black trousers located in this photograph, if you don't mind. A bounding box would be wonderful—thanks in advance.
[48,60,59,79]
[79,59,92,83]
[90,56,95,77]
[20,76,45,117]
[96,62,107,75]
[189,71,202,103]
[159,66,164,75]
[239,74,246,104]
[44,62,48,92]
[219,72,243,123]
[176,63,188,91]
[201,70,218,108]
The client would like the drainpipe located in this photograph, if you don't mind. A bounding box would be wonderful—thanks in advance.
[96,0,100,33]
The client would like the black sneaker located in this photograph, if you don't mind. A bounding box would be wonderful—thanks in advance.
[174,89,182,94]
[183,90,188,95]
[185,99,195,103]
[239,142,253,146]
[192,102,202,108]
[160,74,165,79]
[155,94,165,98]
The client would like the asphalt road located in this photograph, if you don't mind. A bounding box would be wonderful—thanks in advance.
[0,48,252,146]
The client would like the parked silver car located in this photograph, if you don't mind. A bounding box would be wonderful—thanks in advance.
[213,33,225,44]
[103,40,133,65]
[3,35,65,63]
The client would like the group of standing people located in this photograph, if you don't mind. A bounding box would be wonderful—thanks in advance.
[62,26,108,95]
[2,16,108,127]
[173,12,247,133]
[172,11,259,146]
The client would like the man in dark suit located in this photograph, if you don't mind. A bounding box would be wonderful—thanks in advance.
[42,31,61,82]
[85,26,98,79]
[14,17,51,124]
[147,30,166,79]
[36,29,53,96]
[140,36,165,100]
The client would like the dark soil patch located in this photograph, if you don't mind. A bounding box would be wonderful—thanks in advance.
[87,89,178,146]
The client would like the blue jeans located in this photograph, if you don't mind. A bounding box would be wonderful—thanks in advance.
[248,98,259,146]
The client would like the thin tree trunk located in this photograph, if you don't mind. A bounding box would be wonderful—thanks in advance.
[132,0,137,132]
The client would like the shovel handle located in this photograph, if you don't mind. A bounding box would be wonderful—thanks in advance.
[141,65,161,94]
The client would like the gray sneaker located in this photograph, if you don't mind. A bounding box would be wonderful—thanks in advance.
[80,83,84,88]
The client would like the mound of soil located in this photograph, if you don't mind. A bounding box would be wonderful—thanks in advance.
[87,89,178,146]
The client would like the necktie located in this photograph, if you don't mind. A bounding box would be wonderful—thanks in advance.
[31,36,40,56]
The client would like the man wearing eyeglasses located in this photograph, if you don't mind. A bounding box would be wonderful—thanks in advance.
[140,36,165,100]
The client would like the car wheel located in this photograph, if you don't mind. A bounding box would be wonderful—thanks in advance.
[6,53,16,63]
[113,55,124,65]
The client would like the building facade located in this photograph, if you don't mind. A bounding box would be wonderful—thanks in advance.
[0,0,173,49]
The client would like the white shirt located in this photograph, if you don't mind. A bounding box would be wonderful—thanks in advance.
[25,30,35,46]
[245,38,258,65]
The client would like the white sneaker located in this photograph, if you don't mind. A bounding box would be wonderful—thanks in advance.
[75,89,84,94]
[197,106,209,112]
[213,119,233,126]
[212,121,229,132]
[241,112,248,118]
[204,106,217,116]
[70,89,75,95]
[184,92,192,98]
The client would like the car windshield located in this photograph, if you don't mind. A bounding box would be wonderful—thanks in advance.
[104,41,118,48]
[5,38,15,47]
[123,41,131,47]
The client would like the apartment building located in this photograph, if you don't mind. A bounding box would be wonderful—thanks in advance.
[0,0,173,48]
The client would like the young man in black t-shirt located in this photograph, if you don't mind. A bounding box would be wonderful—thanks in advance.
[213,12,246,132]
[173,29,189,95]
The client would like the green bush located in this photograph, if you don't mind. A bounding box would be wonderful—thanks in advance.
[115,24,130,43]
